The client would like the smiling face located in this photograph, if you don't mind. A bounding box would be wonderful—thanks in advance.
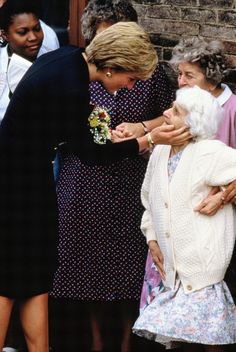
[177,61,213,91]
[101,70,137,94]
[163,101,188,129]
[4,13,43,61]
[95,22,137,94]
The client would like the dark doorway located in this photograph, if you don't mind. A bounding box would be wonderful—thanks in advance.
[41,0,70,46]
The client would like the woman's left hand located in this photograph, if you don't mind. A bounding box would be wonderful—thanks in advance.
[115,122,143,138]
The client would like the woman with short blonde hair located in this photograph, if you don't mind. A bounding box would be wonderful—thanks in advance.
[86,21,158,80]
[0,19,161,352]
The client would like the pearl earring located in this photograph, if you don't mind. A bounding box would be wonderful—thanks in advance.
[106,71,112,78]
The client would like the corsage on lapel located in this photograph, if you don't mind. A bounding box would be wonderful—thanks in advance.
[88,106,112,144]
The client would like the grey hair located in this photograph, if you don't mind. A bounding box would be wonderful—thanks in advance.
[170,37,230,85]
[176,86,223,141]
[81,0,138,44]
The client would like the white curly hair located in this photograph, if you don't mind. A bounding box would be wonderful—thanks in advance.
[176,86,223,141]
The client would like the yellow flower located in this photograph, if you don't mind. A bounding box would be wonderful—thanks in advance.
[88,106,111,144]
[89,118,99,128]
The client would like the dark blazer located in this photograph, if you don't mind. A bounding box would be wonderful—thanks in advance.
[0,46,139,298]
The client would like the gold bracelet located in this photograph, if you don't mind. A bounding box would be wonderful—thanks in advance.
[146,132,155,149]
[140,121,149,135]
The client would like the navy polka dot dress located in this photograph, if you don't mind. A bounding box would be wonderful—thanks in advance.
[51,65,174,301]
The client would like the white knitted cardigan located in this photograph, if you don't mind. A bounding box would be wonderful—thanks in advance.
[141,140,236,294]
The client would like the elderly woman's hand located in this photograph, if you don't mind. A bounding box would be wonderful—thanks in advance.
[116,116,166,139]
[194,181,236,216]
[148,240,165,280]
[111,129,134,143]
[115,122,143,138]
[221,180,236,204]
[194,187,224,216]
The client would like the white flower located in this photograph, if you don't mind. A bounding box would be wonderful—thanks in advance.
[88,106,112,144]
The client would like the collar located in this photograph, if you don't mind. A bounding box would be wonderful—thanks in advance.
[0,45,9,72]
[216,83,232,106]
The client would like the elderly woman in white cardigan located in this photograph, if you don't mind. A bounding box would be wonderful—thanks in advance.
[133,86,236,351]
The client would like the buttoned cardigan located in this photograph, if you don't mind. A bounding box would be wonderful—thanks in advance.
[141,140,236,294]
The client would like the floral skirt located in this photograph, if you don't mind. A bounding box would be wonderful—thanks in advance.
[139,250,163,313]
[133,279,236,348]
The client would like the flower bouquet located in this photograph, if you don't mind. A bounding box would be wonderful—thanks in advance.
[88,106,112,144]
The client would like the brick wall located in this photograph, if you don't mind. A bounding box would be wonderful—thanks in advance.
[132,0,236,92]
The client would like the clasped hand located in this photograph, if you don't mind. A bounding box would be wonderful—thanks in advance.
[112,122,190,145]
[195,181,236,216]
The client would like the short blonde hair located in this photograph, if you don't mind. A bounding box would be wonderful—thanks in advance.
[85,21,158,80]
[176,86,223,141]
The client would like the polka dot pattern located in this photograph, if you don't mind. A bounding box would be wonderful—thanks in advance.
[51,65,174,301]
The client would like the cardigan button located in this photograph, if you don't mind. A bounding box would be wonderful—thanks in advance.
[165,232,170,238]
[187,285,192,291]
[164,202,168,208]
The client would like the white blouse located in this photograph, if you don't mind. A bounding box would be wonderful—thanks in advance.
[0,20,59,122]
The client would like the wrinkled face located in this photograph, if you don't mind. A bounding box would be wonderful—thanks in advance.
[5,13,43,61]
[101,70,137,94]
[177,61,211,91]
[163,101,188,129]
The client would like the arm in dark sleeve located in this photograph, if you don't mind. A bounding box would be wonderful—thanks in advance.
[64,91,140,166]
[67,114,139,166]
[0,64,139,166]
